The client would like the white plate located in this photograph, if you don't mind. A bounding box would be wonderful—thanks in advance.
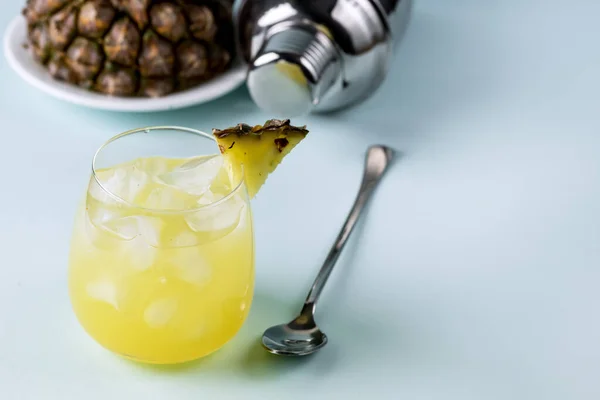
[3,16,247,112]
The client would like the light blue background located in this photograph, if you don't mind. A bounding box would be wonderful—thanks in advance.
[1,0,599,399]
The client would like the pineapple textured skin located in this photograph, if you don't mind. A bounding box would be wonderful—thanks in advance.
[22,0,235,97]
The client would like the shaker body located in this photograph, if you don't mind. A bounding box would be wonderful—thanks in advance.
[234,0,412,115]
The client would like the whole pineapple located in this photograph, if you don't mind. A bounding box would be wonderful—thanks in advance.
[23,0,235,97]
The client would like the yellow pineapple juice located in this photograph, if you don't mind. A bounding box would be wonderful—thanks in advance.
[69,155,254,364]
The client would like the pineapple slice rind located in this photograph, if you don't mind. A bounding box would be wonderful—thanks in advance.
[213,119,308,198]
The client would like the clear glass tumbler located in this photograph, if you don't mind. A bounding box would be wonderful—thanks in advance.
[68,127,254,364]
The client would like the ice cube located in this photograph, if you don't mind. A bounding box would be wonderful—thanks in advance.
[86,176,130,235]
[157,155,223,196]
[86,280,119,310]
[196,189,227,206]
[85,206,117,242]
[144,298,178,328]
[101,216,142,240]
[125,238,158,271]
[144,186,193,210]
[170,248,212,286]
[83,215,159,269]
[185,194,245,237]
[176,262,212,286]
[83,208,132,251]
[134,216,163,246]
[133,156,171,177]
[92,216,162,271]
[92,215,163,245]
[91,163,149,204]
[88,175,114,205]
[169,230,200,248]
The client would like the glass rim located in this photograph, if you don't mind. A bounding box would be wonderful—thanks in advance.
[91,125,245,214]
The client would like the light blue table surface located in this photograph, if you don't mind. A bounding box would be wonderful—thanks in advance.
[1,0,599,399]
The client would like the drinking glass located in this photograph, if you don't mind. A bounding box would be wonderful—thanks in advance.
[68,127,254,364]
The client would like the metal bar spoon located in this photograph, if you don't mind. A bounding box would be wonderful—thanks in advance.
[261,145,395,356]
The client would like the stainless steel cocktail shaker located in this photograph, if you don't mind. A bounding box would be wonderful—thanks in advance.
[233,0,412,116]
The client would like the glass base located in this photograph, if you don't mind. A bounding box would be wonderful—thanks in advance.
[118,346,224,365]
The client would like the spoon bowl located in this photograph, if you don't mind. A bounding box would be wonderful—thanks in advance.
[262,314,328,356]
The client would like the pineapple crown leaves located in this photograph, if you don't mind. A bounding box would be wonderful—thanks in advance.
[212,119,309,139]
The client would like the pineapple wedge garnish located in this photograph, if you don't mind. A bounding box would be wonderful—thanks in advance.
[213,119,308,198]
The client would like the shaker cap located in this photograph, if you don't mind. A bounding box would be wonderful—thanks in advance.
[246,24,340,117]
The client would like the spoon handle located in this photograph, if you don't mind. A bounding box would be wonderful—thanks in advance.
[302,145,394,314]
